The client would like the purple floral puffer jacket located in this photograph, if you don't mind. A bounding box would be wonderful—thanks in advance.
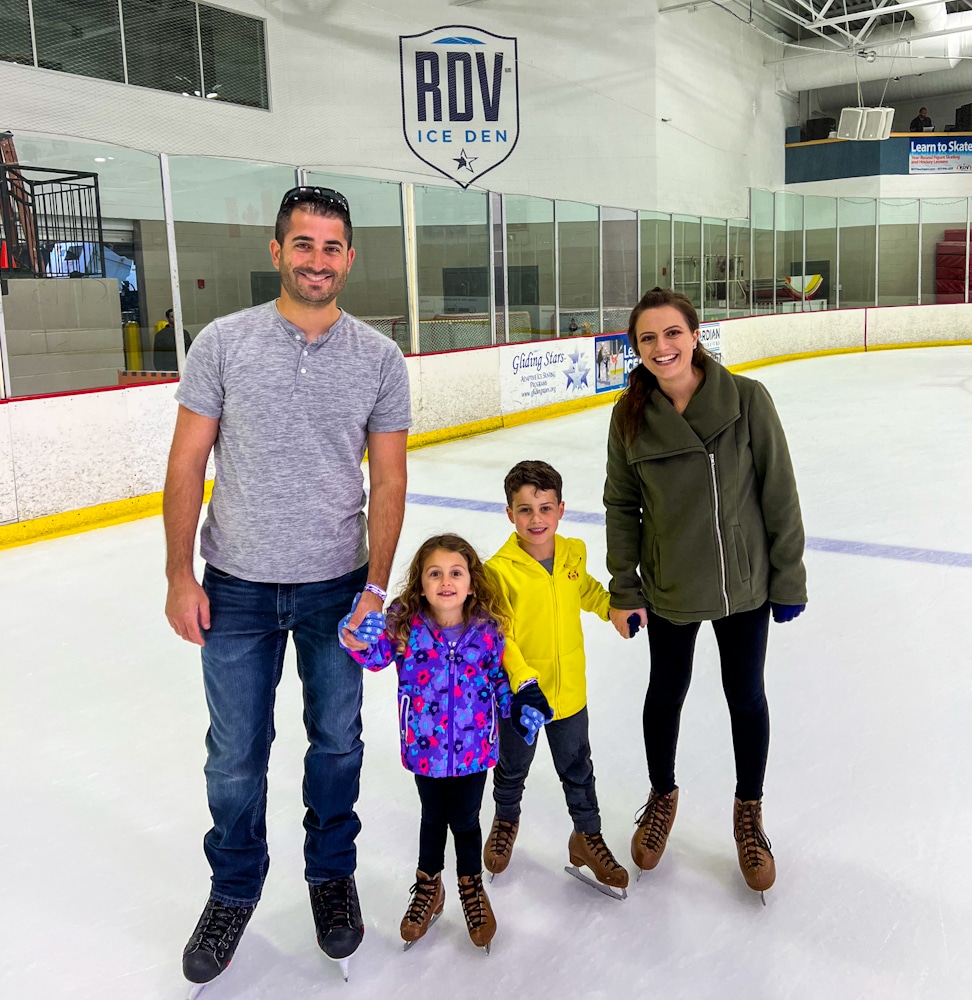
[349,608,512,779]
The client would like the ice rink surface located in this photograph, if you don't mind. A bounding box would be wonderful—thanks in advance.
[2,346,972,1000]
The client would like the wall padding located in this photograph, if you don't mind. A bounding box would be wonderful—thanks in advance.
[0,405,16,524]
[721,309,867,366]
[865,303,972,346]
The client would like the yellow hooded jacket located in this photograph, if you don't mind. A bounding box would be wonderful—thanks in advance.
[485,532,611,720]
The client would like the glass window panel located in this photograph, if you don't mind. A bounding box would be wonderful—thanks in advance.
[702,216,728,320]
[167,156,296,350]
[557,200,599,335]
[838,198,876,309]
[122,0,201,96]
[878,199,919,307]
[805,195,836,311]
[775,192,805,313]
[33,0,124,82]
[491,191,506,344]
[414,183,490,353]
[751,188,774,313]
[672,214,701,309]
[198,4,268,109]
[506,194,555,342]
[728,219,750,317]
[1,134,170,395]
[305,171,409,353]
[0,0,33,65]
[602,207,636,334]
[921,198,968,305]
[640,210,671,294]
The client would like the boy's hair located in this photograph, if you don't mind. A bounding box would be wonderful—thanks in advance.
[503,460,563,507]
[388,533,508,651]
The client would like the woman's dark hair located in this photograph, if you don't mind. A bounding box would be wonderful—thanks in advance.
[615,287,709,442]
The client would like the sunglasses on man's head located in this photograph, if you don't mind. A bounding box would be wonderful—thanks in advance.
[279,186,351,218]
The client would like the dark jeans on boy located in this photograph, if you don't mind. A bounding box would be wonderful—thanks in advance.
[492,706,600,834]
[414,771,489,877]
[643,602,771,802]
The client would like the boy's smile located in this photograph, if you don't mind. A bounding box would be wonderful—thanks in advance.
[507,486,564,562]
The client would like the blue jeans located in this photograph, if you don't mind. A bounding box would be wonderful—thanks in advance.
[199,562,368,906]
[492,707,601,835]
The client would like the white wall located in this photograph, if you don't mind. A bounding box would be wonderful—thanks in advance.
[651,8,790,218]
[0,0,787,220]
[2,305,970,528]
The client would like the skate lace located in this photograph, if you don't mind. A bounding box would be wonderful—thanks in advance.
[581,832,624,872]
[404,874,440,925]
[458,874,488,929]
[486,819,517,858]
[734,801,773,869]
[634,791,674,851]
[310,877,354,931]
[191,900,252,956]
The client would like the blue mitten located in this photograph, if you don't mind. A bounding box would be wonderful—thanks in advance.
[627,613,642,638]
[338,593,386,649]
[770,602,805,624]
[519,706,547,746]
[511,682,554,741]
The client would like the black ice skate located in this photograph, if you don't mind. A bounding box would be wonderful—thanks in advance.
[309,875,364,981]
[182,897,255,999]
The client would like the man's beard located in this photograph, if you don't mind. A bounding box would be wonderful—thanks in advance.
[279,264,348,307]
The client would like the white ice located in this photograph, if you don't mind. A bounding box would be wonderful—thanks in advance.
[2,347,972,1000]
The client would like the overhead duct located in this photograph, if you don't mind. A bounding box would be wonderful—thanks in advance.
[813,62,972,112]
[779,6,972,95]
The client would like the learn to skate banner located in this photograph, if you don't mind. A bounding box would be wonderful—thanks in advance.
[909,138,972,174]
[499,339,595,412]
[594,334,638,393]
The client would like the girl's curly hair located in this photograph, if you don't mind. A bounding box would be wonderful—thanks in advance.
[387,533,508,652]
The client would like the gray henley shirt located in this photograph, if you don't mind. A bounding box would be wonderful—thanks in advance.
[174,301,411,583]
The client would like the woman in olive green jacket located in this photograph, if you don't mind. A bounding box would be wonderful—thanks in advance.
[603,287,807,900]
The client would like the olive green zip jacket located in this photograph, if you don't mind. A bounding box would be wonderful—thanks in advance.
[604,356,807,623]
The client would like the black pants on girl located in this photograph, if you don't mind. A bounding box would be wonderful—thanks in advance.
[643,602,771,802]
[414,770,489,877]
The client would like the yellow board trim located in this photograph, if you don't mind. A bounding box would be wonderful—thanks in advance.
[728,346,867,372]
[0,480,214,551]
[3,337,970,549]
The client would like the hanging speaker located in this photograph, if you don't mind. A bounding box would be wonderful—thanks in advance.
[860,107,894,140]
[837,107,864,140]
[837,107,894,140]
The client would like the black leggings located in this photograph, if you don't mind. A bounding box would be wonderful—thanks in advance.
[414,770,489,878]
[643,603,770,802]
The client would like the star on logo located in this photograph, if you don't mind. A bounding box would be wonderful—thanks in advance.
[563,348,591,391]
[453,149,478,173]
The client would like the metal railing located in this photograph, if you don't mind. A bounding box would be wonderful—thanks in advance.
[0,164,105,278]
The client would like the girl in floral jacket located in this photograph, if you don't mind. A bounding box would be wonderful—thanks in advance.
[347,533,513,953]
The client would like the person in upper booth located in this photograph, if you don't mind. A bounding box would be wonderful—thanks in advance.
[909,107,933,132]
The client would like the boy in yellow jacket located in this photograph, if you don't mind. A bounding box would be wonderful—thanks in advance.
[483,460,631,897]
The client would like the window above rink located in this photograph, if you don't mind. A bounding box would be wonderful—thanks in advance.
[0,0,269,111]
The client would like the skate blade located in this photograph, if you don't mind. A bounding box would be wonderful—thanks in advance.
[564,865,627,901]
[186,984,207,1000]
[402,910,442,951]
[325,955,351,982]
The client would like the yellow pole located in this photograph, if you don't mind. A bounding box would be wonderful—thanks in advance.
[123,320,143,371]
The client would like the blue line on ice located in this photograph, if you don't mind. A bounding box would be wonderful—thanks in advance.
[404,491,972,568]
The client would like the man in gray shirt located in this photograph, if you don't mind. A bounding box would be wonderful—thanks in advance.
[164,186,410,989]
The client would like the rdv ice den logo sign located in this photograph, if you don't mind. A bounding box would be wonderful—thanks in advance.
[400,25,519,189]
